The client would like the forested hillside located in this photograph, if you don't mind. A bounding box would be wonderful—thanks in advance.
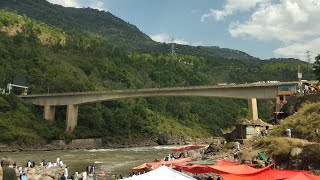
[0,0,261,60]
[0,5,315,146]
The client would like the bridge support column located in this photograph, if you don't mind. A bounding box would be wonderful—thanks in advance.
[66,104,79,132]
[43,106,55,121]
[248,98,258,120]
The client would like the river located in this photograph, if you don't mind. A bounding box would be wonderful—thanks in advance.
[0,145,182,179]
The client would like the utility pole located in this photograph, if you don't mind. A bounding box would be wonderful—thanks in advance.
[171,37,177,59]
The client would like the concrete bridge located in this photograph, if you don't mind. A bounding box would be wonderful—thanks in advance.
[19,82,298,131]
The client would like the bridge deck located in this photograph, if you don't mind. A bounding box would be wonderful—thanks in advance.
[21,82,298,98]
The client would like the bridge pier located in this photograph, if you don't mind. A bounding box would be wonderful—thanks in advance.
[66,104,79,132]
[248,98,258,120]
[43,105,56,121]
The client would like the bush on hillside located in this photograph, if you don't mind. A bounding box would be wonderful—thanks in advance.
[0,96,11,112]
[254,137,306,157]
[271,102,320,142]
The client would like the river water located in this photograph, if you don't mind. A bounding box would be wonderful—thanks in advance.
[0,145,182,179]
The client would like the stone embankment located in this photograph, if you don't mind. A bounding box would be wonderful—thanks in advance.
[20,165,64,180]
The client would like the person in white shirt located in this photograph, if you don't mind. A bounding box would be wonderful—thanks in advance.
[64,167,68,179]
[286,128,292,138]
[82,171,87,180]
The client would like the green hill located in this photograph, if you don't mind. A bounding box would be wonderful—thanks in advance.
[0,0,265,60]
[0,5,316,146]
[271,100,320,142]
[0,0,154,50]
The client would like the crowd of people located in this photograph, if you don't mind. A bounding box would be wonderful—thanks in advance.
[0,157,97,180]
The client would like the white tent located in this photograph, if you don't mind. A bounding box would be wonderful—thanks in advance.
[123,166,196,180]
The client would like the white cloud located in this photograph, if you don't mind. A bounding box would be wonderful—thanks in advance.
[229,0,320,43]
[89,1,105,11]
[47,0,106,11]
[47,0,80,8]
[150,33,190,45]
[204,0,320,60]
[274,38,320,62]
[201,0,270,21]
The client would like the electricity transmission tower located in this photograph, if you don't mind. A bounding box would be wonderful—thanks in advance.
[306,50,312,64]
[171,37,177,59]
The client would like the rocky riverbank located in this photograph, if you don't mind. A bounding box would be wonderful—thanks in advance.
[0,136,215,152]
[14,165,102,180]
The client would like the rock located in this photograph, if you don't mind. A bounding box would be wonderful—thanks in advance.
[28,168,36,174]
[204,140,223,154]
[187,150,202,160]
[157,132,171,145]
[290,147,303,157]
[43,176,54,180]
[33,174,41,180]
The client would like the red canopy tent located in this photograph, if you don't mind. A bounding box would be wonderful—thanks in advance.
[170,145,206,152]
[174,160,272,175]
[174,164,215,174]
[286,172,320,180]
[208,164,273,175]
[220,169,312,180]
[132,157,192,172]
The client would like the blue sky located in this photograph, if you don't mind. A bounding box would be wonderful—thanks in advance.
[47,0,320,61]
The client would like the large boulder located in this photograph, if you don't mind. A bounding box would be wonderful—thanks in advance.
[157,132,171,145]
[204,140,223,154]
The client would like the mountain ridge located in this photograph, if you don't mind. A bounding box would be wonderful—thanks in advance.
[1,0,267,61]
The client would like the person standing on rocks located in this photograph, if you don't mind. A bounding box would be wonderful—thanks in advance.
[20,172,27,180]
[286,128,292,138]
[0,163,3,180]
[1,159,17,180]
[27,160,31,168]
[255,127,261,138]
[235,141,240,151]
[60,173,66,180]
[74,171,79,180]
[82,171,87,180]
[64,166,68,179]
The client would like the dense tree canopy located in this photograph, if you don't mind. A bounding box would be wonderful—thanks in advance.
[314,55,320,81]
[0,9,315,145]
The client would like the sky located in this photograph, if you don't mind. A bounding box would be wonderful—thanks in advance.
[46,0,320,62]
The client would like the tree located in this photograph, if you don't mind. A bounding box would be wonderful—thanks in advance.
[236,108,249,124]
[314,54,320,81]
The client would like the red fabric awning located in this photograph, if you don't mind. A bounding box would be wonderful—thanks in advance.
[286,172,320,180]
[170,145,206,152]
[132,163,148,171]
[132,157,192,171]
[208,164,273,175]
[174,160,240,174]
[174,160,272,175]
[174,164,214,174]
[220,169,311,180]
